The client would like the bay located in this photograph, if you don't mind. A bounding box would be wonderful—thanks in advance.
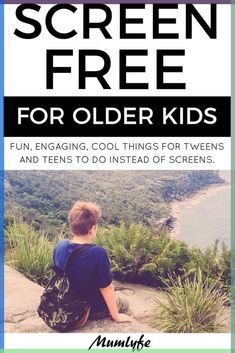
[171,171,231,249]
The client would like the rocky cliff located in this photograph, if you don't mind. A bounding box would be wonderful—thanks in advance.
[4,265,159,333]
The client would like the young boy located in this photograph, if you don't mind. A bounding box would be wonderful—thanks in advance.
[53,201,134,324]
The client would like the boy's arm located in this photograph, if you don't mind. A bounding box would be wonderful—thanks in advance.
[99,283,134,323]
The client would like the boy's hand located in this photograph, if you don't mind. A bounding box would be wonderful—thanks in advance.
[112,313,135,323]
[100,283,135,324]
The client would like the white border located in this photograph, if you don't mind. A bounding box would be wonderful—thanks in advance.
[5,333,231,349]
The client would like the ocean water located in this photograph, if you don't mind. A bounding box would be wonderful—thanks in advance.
[174,184,231,249]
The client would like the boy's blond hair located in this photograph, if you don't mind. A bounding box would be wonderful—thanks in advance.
[68,201,101,236]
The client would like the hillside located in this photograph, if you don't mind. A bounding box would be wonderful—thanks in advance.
[5,170,222,235]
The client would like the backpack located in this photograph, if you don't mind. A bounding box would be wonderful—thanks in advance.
[37,244,93,332]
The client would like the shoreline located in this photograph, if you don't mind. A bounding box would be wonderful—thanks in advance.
[170,181,230,240]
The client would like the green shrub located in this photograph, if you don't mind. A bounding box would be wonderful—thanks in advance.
[97,223,230,288]
[5,220,231,291]
[97,223,194,286]
[5,221,60,286]
[184,240,231,290]
[153,270,229,333]
[97,222,160,283]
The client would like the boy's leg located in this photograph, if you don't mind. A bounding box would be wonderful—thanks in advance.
[89,295,130,320]
[116,296,130,314]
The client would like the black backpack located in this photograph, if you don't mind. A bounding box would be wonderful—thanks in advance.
[37,244,93,332]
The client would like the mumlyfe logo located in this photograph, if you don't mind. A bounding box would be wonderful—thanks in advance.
[88,334,151,351]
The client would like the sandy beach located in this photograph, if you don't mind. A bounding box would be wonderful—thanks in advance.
[170,171,231,241]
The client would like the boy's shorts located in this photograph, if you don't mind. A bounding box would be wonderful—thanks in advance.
[89,296,130,320]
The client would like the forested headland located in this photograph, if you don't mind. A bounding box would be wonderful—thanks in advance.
[5,170,223,236]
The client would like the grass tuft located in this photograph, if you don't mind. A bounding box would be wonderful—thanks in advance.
[5,221,60,286]
[153,269,229,333]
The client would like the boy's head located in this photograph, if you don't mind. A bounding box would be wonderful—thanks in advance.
[68,201,101,236]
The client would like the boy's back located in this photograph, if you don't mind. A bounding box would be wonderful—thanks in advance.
[52,201,133,324]
[54,239,112,313]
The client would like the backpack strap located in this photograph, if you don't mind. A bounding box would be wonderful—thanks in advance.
[64,243,94,274]
[52,242,94,274]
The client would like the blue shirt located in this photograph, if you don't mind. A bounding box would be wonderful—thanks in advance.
[54,239,112,312]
